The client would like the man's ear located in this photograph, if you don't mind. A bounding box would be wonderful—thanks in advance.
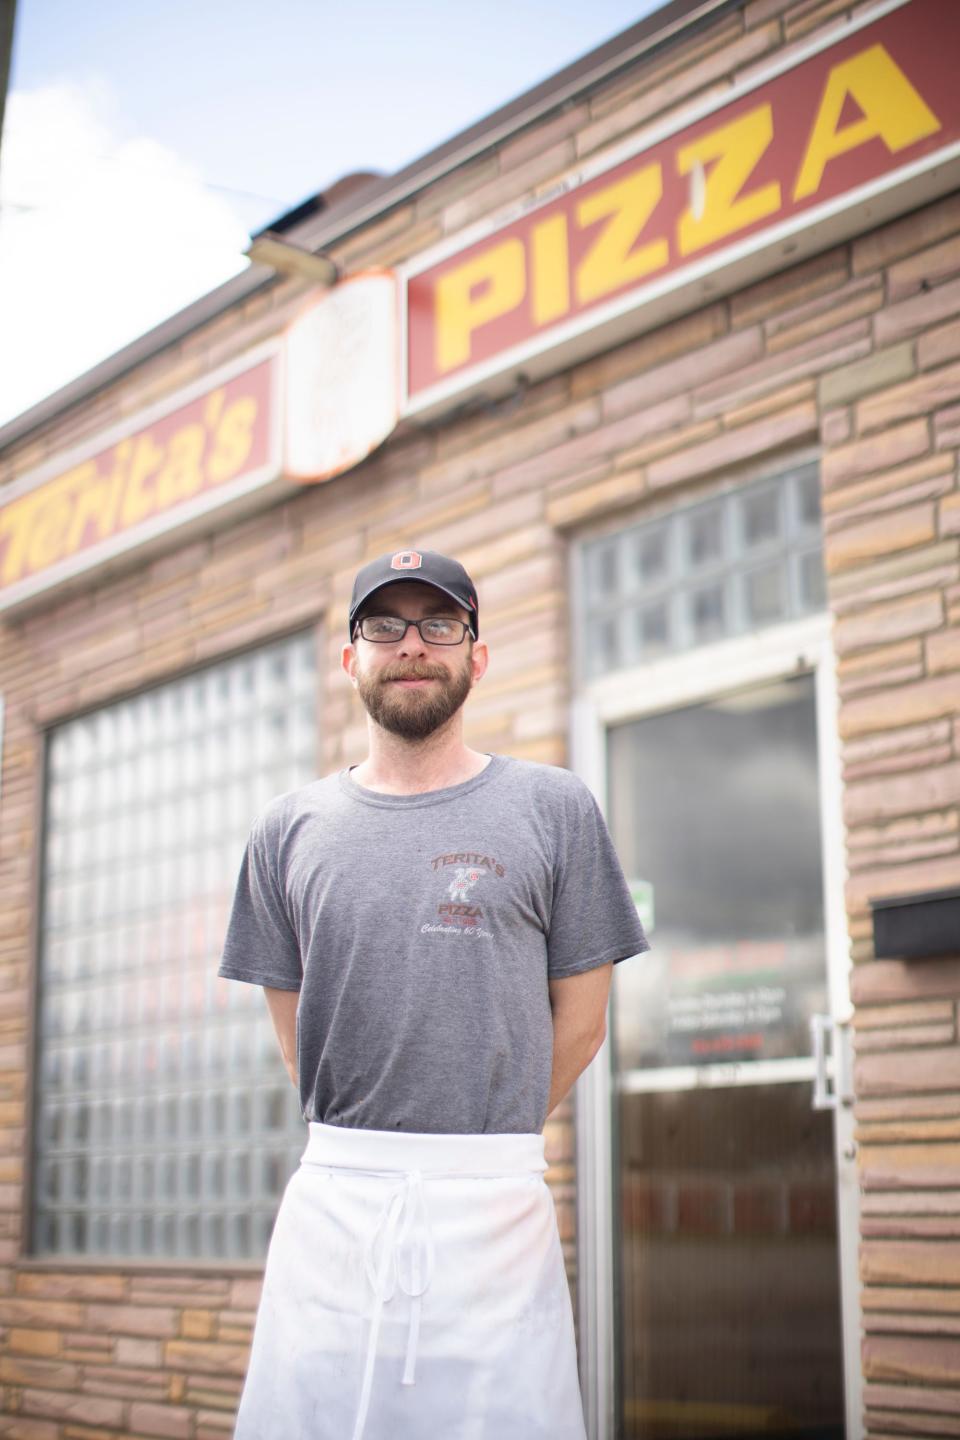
[470,640,489,684]
[341,642,359,688]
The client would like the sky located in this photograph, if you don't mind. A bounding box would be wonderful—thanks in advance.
[0,0,664,431]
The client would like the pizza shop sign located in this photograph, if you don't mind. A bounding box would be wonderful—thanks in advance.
[404,0,960,415]
[0,271,399,614]
[0,352,282,613]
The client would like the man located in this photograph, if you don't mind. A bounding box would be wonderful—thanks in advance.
[217,548,649,1440]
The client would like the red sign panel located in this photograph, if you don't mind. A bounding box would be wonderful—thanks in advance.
[0,357,278,608]
[406,0,959,408]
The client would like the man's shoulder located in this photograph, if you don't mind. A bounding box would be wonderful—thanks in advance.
[252,771,341,836]
[496,756,595,809]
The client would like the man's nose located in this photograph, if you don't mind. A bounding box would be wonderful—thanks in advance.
[397,621,428,656]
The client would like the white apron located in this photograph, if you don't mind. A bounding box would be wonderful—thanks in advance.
[232,1122,588,1440]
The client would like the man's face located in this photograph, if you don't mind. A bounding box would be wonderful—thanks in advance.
[342,581,487,741]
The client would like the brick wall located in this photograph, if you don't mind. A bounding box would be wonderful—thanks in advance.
[0,0,957,1433]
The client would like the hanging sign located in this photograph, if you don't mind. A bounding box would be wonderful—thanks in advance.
[284,269,399,482]
[403,0,960,417]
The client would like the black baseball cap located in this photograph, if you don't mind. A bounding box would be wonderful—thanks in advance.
[348,549,480,639]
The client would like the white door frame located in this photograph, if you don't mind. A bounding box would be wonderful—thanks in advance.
[572,611,863,1440]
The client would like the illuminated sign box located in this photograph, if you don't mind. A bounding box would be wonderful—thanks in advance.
[403,0,960,417]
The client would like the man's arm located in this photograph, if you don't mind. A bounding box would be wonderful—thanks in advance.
[546,963,612,1116]
[264,985,300,1091]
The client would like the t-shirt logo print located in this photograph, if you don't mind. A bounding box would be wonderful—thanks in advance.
[447,867,482,901]
[421,858,494,940]
[439,866,484,928]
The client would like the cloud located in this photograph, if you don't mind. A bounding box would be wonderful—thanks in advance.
[0,85,250,429]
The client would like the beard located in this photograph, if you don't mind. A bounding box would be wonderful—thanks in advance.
[355,655,474,740]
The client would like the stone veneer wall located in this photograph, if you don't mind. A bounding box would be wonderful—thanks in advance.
[0,0,957,1434]
[828,199,960,1433]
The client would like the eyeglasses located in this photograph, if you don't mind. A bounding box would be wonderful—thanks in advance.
[355,615,474,645]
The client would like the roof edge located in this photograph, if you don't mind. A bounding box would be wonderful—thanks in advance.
[0,0,741,458]
[282,0,741,253]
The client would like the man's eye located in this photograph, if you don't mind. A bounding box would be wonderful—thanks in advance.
[367,618,402,637]
[422,620,455,638]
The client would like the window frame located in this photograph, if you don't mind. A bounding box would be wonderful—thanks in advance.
[573,447,824,685]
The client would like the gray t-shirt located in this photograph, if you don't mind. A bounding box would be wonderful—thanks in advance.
[217,754,649,1134]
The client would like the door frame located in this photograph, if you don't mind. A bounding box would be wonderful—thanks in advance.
[572,610,863,1440]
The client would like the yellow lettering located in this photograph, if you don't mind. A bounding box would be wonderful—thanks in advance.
[98,440,133,540]
[119,432,164,528]
[0,463,86,585]
[25,494,73,574]
[677,103,781,257]
[0,491,44,585]
[575,166,668,307]
[530,214,570,326]
[63,487,98,557]
[434,238,525,373]
[4,457,125,587]
[208,397,256,484]
[155,425,206,506]
[794,43,941,201]
[63,458,127,554]
[204,388,226,432]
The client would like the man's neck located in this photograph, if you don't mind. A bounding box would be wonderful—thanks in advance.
[350,719,491,795]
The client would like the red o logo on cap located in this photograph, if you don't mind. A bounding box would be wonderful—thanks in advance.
[391,550,422,570]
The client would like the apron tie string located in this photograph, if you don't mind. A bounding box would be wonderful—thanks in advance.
[352,1168,435,1440]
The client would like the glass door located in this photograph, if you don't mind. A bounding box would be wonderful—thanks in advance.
[607,672,846,1440]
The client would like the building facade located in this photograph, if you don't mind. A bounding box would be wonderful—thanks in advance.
[0,0,958,1436]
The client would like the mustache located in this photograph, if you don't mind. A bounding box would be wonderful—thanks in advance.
[378,663,449,683]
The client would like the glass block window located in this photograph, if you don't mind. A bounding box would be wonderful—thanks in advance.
[581,461,824,679]
[33,631,318,1261]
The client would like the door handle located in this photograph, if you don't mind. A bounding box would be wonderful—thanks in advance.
[810,1013,853,1111]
